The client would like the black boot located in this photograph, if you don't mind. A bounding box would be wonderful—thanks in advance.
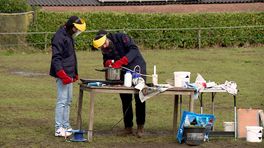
[117,127,133,136]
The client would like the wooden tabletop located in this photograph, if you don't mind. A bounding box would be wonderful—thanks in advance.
[79,83,195,95]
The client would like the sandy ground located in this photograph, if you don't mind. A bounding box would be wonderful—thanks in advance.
[42,3,264,13]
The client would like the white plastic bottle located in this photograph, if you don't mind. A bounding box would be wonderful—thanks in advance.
[124,71,132,87]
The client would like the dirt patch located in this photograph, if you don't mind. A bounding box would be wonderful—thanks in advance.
[95,128,174,136]
[42,3,264,13]
[111,142,190,148]
[17,118,49,128]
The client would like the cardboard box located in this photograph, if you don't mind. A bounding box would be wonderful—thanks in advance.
[237,108,261,138]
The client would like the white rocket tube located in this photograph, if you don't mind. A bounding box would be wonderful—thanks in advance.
[152,65,158,85]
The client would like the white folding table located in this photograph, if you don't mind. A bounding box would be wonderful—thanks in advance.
[199,88,237,138]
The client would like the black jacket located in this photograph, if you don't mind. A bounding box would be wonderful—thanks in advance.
[103,33,146,80]
[49,27,78,78]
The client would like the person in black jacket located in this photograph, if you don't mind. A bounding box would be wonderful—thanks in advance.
[50,16,86,137]
[92,30,147,138]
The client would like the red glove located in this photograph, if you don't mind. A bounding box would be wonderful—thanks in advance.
[56,70,72,85]
[104,60,113,67]
[73,75,78,82]
[112,56,128,68]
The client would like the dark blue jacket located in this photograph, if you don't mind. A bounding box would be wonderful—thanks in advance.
[103,33,146,80]
[49,27,78,78]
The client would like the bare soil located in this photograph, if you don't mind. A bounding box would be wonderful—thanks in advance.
[42,3,264,13]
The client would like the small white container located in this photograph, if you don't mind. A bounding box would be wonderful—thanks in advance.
[223,122,235,132]
[174,71,191,87]
[124,71,132,87]
[246,126,263,142]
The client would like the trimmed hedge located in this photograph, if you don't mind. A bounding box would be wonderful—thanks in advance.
[0,0,31,13]
[28,11,264,50]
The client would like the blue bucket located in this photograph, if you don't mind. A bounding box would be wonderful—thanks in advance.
[69,130,87,142]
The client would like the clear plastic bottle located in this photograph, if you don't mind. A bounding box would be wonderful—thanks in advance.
[87,82,102,87]
[132,72,140,86]
[124,71,132,87]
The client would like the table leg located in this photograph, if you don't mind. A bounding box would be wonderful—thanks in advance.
[77,88,83,129]
[211,93,214,115]
[200,93,203,114]
[180,95,182,119]
[87,92,95,142]
[173,95,179,135]
[189,94,194,112]
[211,92,216,131]
[234,95,237,139]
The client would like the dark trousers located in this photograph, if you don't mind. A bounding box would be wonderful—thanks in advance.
[120,93,146,128]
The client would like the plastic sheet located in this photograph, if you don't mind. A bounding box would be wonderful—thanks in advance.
[177,111,215,143]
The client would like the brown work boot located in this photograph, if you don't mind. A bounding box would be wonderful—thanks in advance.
[117,127,133,136]
[136,125,144,138]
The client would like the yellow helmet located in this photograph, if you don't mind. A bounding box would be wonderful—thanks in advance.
[93,35,107,49]
[73,18,86,32]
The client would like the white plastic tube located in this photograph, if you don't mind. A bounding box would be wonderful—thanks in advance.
[152,65,158,85]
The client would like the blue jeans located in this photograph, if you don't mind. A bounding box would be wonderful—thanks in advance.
[55,78,72,131]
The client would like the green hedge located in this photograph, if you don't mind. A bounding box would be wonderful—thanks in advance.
[0,0,31,13]
[27,11,264,50]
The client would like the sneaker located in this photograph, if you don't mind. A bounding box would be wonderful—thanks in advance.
[55,127,66,137]
[55,127,72,137]
[65,128,72,132]
[65,128,73,137]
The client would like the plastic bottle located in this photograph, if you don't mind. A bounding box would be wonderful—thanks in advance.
[87,82,103,87]
[124,71,132,87]
[132,72,140,86]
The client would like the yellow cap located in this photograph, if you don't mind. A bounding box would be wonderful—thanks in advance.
[93,35,107,49]
[73,18,86,32]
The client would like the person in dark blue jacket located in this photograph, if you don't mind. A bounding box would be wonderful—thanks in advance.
[50,16,86,137]
[93,30,147,138]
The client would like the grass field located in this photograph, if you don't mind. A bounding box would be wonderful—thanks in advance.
[0,47,263,147]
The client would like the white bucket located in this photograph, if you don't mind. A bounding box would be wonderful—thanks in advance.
[223,122,235,132]
[246,126,263,142]
[174,71,190,87]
